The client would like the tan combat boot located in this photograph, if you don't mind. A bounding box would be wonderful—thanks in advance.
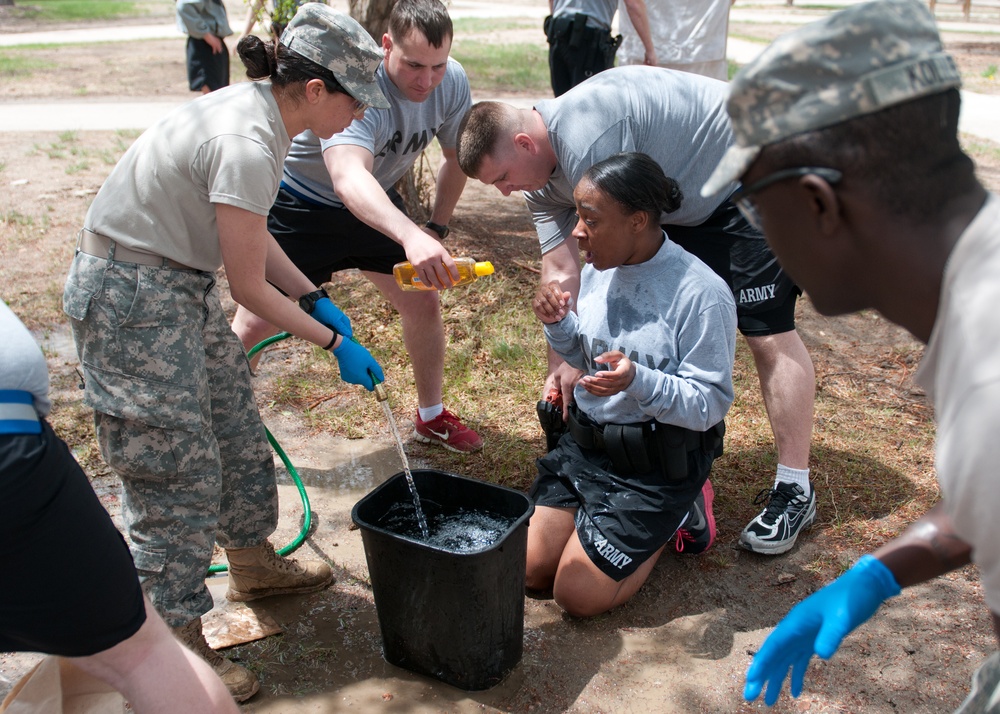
[172,617,260,703]
[225,540,334,602]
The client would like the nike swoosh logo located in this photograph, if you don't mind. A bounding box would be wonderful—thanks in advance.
[786,506,809,529]
[688,508,706,531]
[427,428,450,441]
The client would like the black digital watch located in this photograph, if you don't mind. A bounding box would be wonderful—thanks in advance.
[424,221,450,240]
[298,288,329,314]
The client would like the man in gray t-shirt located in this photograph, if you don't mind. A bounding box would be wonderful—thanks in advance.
[457,66,819,554]
[545,0,656,96]
[233,0,483,453]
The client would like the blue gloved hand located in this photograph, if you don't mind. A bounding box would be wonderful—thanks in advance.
[332,337,384,391]
[745,554,901,706]
[311,296,353,339]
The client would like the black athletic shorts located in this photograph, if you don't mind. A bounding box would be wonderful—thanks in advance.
[530,432,711,581]
[186,36,230,92]
[267,185,409,284]
[0,421,146,656]
[666,199,801,337]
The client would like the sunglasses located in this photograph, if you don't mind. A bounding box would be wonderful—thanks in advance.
[732,167,842,231]
[351,98,370,118]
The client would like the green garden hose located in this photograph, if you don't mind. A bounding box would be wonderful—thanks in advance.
[208,332,311,575]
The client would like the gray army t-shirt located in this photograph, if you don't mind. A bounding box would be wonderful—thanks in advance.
[281,58,471,209]
[84,82,289,272]
[527,65,738,254]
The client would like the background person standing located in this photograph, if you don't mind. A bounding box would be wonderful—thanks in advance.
[176,0,233,94]
[544,0,657,96]
[617,0,732,80]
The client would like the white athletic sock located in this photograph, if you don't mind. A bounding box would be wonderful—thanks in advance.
[776,464,811,497]
[418,403,443,422]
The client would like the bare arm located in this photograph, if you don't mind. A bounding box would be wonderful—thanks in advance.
[621,0,657,66]
[874,502,973,588]
[540,238,585,414]
[325,144,458,289]
[217,203,340,350]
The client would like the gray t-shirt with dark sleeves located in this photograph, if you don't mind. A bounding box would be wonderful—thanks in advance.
[527,65,738,254]
[281,58,471,209]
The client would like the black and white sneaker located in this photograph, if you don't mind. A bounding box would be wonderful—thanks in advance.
[739,482,816,555]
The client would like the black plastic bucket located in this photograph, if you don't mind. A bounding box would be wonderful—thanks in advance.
[351,469,534,690]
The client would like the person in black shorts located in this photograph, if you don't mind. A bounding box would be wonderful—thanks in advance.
[232,0,485,454]
[1,299,238,713]
[527,154,735,617]
[177,0,233,94]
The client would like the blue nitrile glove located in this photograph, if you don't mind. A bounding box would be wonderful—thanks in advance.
[745,554,901,706]
[332,337,384,391]
[312,296,353,339]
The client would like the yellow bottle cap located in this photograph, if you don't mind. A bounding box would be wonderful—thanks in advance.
[474,261,495,277]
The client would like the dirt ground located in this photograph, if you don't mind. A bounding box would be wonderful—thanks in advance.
[3,5,1000,712]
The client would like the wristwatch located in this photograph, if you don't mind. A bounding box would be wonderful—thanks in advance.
[298,288,329,314]
[425,221,450,240]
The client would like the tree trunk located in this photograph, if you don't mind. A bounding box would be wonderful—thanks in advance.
[0,0,16,7]
[348,0,396,42]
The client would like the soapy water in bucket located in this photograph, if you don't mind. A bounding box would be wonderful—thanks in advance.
[377,501,517,553]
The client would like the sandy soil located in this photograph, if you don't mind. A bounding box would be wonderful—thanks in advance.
[3,6,1000,712]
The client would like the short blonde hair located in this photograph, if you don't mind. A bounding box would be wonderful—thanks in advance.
[456,101,522,178]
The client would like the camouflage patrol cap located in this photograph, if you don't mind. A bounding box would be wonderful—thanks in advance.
[702,0,961,197]
[280,3,390,109]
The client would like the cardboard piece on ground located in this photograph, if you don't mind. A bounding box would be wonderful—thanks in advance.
[0,657,125,714]
[202,600,283,650]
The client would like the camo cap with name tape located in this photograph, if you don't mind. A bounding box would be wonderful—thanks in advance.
[702,0,961,197]
[280,2,390,110]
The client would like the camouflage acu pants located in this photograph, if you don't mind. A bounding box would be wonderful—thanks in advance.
[63,252,278,627]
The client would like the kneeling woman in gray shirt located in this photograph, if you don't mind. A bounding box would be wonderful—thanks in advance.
[530,152,737,617]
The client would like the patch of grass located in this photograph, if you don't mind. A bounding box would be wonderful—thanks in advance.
[963,135,1000,164]
[727,59,741,81]
[28,0,140,23]
[97,148,120,165]
[451,42,549,94]
[1,210,34,227]
[58,130,79,144]
[65,160,91,174]
[452,17,539,34]
[728,32,775,45]
[0,50,57,77]
[983,64,997,80]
